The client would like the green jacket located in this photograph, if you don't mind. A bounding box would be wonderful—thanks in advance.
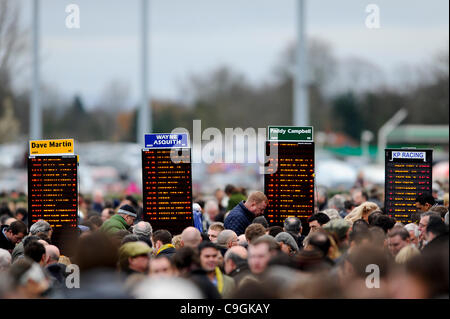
[100,214,129,234]
[227,192,247,211]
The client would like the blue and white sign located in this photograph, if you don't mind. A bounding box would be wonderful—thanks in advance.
[390,151,426,162]
[145,133,189,148]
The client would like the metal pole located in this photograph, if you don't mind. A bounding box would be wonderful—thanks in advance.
[377,108,408,164]
[31,0,41,140]
[294,0,309,126]
[138,0,150,145]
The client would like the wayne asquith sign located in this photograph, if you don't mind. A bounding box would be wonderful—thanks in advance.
[268,126,313,142]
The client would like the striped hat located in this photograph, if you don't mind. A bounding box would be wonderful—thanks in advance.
[117,204,137,218]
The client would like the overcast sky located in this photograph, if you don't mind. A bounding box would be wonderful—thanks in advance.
[15,0,449,109]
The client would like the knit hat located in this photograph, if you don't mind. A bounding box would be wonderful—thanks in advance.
[275,232,299,252]
[117,204,137,218]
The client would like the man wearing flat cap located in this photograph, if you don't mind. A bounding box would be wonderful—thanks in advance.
[275,232,299,256]
[119,241,151,276]
[100,204,137,234]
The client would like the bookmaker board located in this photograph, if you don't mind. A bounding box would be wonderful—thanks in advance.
[264,126,315,231]
[385,149,433,223]
[142,134,193,235]
[27,139,79,254]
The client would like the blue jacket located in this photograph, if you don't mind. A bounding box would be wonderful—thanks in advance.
[224,201,255,236]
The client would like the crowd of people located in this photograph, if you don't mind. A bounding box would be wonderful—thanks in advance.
[0,182,448,299]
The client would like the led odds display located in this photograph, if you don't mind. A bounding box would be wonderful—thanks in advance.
[264,142,315,226]
[28,156,78,228]
[385,149,433,223]
[142,148,193,235]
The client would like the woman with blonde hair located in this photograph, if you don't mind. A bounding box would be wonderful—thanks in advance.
[395,244,420,264]
[344,202,379,225]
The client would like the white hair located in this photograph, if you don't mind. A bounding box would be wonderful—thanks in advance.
[133,221,153,237]
[404,223,420,238]
[30,220,51,235]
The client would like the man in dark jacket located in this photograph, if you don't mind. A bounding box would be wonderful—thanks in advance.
[224,191,268,236]
[152,229,176,257]
[422,215,449,255]
[0,221,27,253]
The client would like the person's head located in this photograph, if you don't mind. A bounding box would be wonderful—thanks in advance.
[352,189,369,206]
[345,200,355,213]
[345,202,379,224]
[237,234,247,246]
[283,217,302,235]
[305,231,331,257]
[119,241,151,273]
[429,205,449,219]
[117,204,137,226]
[29,220,52,238]
[308,213,330,233]
[151,229,173,251]
[328,194,346,212]
[149,255,176,278]
[121,234,140,245]
[207,222,224,243]
[244,191,269,217]
[275,232,299,256]
[0,248,11,272]
[133,221,153,239]
[181,226,203,248]
[15,208,27,222]
[24,241,46,266]
[44,245,60,266]
[415,193,436,213]
[8,258,49,298]
[322,219,351,245]
[387,228,410,256]
[245,223,267,244]
[367,210,383,226]
[216,229,238,249]
[321,209,341,221]
[395,244,420,264]
[204,200,219,221]
[404,223,420,246]
[222,246,247,277]
[248,235,279,275]
[348,229,372,251]
[198,241,219,273]
[101,208,115,222]
[418,212,440,239]
[172,247,201,275]
[424,215,448,242]
[267,226,284,237]
[372,214,396,234]
[345,244,391,282]
[214,188,225,202]
[252,216,269,229]
[4,221,27,244]
[87,215,103,230]
[73,232,119,271]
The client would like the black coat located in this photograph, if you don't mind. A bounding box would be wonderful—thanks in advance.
[0,225,15,252]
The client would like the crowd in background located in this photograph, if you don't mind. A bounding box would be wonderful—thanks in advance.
[0,177,448,299]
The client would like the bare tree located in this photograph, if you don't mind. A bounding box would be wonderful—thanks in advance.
[0,0,26,91]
